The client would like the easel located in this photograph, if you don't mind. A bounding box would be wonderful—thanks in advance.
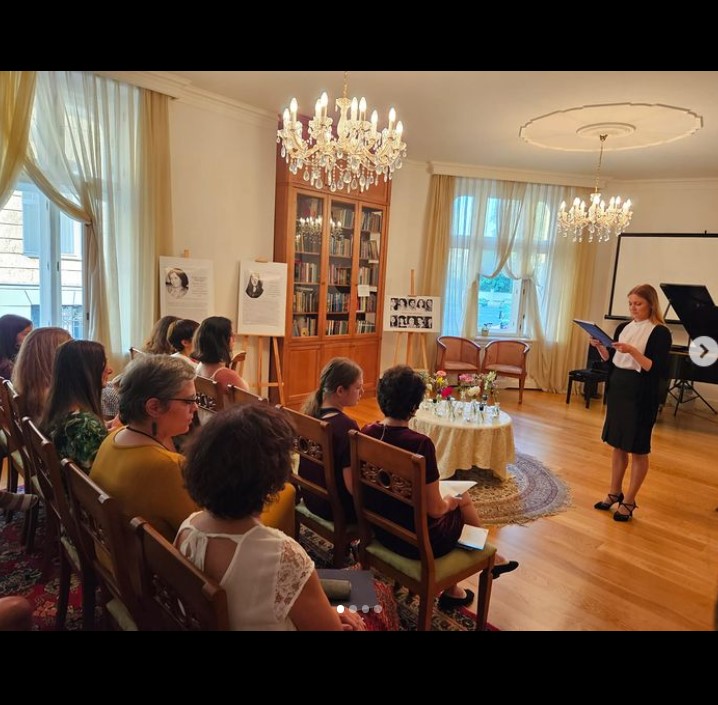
[238,335,286,405]
[236,257,286,405]
[392,269,429,372]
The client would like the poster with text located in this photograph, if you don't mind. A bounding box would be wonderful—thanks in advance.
[384,295,440,333]
[237,260,288,337]
[159,256,213,321]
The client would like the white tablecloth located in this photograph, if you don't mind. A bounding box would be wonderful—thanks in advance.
[409,406,515,481]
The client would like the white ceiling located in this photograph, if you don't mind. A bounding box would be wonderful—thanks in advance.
[165,70,718,182]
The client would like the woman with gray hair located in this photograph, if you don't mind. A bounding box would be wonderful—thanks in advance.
[90,354,199,541]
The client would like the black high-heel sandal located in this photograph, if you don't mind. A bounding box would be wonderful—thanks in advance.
[613,501,637,522]
[594,492,624,511]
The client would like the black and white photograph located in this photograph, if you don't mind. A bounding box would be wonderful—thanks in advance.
[159,256,213,321]
[384,295,440,332]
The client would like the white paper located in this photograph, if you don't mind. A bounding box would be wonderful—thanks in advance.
[457,525,489,551]
[439,480,477,498]
[357,284,371,297]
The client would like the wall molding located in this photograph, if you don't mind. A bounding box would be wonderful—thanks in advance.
[430,161,598,188]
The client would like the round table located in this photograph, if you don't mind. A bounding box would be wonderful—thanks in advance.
[409,404,515,481]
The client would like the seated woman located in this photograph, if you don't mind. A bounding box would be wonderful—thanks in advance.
[11,327,72,422]
[142,315,179,355]
[167,318,199,369]
[299,357,363,523]
[177,404,365,631]
[360,365,519,610]
[41,340,113,472]
[193,316,249,396]
[90,355,200,541]
[91,354,295,541]
[0,314,32,380]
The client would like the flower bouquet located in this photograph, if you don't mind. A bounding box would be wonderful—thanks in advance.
[421,369,454,401]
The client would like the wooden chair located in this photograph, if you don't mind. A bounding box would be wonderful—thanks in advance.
[194,374,225,414]
[129,347,145,360]
[481,339,531,404]
[435,336,482,383]
[130,517,229,631]
[23,419,96,630]
[279,406,358,568]
[0,381,33,541]
[566,345,609,408]
[348,429,496,631]
[230,350,247,377]
[228,384,267,406]
[64,459,141,631]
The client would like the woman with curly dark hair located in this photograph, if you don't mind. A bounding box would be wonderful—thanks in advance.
[177,404,365,631]
[361,364,518,610]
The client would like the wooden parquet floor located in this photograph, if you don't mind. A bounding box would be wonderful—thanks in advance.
[346,389,718,631]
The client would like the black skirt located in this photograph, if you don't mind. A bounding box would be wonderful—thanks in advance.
[602,367,658,454]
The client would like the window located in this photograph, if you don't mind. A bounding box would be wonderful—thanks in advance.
[445,182,556,338]
[0,181,84,336]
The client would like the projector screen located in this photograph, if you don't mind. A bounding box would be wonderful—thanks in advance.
[608,233,718,323]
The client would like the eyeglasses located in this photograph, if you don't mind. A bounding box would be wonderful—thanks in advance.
[165,395,200,405]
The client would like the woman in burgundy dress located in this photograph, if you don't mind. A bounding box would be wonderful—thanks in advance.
[361,365,518,610]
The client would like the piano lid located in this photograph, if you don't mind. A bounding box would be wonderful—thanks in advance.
[660,283,718,342]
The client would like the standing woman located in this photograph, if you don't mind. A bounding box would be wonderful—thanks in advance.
[193,316,249,392]
[0,314,32,379]
[40,340,113,472]
[592,284,672,521]
[300,357,364,523]
[11,327,72,421]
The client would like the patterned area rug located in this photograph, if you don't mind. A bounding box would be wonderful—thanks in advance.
[0,510,95,630]
[298,526,495,631]
[456,450,571,526]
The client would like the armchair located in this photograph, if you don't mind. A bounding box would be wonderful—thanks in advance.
[481,340,531,404]
[435,336,482,383]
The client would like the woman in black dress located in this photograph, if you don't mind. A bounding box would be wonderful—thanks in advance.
[591,284,672,522]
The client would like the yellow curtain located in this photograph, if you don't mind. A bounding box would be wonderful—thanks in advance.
[419,174,454,370]
[0,71,36,209]
[138,89,174,338]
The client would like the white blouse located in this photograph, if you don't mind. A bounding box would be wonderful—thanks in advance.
[176,513,314,631]
[613,319,656,372]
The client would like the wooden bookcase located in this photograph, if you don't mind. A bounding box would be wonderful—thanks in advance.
[273,153,391,408]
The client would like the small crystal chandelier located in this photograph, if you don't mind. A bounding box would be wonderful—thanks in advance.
[557,134,633,243]
[277,71,407,194]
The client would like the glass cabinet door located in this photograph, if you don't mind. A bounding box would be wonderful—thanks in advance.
[292,194,323,338]
[326,200,354,336]
[356,205,383,334]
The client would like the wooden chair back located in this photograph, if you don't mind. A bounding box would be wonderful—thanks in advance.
[349,429,496,630]
[130,517,229,631]
[64,459,141,630]
[230,350,247,377]
[0,380,29,485]
[481,339,531,404]
[228,385,267,406]
[23,420,96,629]
[279,405,357,567]
[194,375,225,414]
[436,336,482,382]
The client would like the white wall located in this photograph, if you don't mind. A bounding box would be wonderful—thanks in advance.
[381,160,432,374]
[168,98,278,380]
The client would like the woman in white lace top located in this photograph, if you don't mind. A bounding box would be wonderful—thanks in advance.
[177,403,366,631]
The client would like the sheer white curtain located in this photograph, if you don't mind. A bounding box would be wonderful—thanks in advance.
[24,71,154,369]
[444,176,593,391]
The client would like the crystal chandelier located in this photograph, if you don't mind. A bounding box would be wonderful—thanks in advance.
[557,134,633,243]
[277,72,407,194]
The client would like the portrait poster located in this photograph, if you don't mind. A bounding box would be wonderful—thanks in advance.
[159,256,213,321]
[384,295,440,333]
[237,260,288,337]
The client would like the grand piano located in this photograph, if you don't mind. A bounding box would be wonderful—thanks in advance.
[660,283,718,415]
